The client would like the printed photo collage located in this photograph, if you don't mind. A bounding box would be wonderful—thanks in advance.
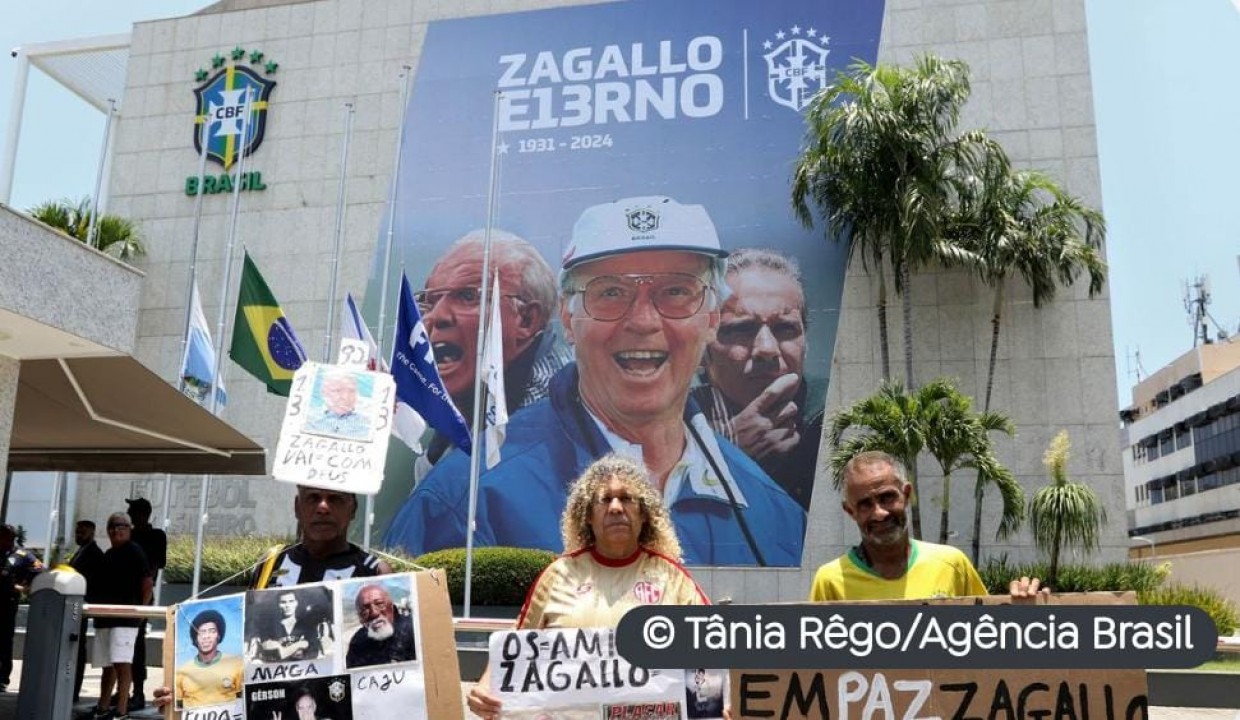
[172,573,425,720]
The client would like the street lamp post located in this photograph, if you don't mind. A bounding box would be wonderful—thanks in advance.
[1130,535,1156,559]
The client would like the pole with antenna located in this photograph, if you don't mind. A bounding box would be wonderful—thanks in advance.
[363,67,413,551]
[463,90,504,619]
[191,85,254,598]
[323,102,356,362]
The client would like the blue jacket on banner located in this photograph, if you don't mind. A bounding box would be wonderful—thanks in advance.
[383,364,806,566]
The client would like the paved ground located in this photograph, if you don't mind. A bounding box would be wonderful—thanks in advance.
[1,662,1234,719]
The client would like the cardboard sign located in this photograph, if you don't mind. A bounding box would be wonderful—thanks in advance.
[165,569,464,720]
[489,628,725,719]
[272,361,395,494]
[729,593,1149,720]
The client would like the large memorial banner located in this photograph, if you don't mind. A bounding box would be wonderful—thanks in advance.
[372,0,888,568]
[164,570,463,720]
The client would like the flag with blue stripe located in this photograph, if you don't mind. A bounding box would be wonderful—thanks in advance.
[391,274,472,454]
[181,281,227,408]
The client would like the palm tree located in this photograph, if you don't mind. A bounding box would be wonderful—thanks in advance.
[828,378,958,538]
[954,164,1106,563]
[28,196,146,260]
[792,54,998,385]
[1028,430,1107,587]
[921,386,1023,544]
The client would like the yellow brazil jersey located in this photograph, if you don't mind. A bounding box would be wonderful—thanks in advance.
[517,547,709,629]
[175,653,244,709]
[808,539,987,602]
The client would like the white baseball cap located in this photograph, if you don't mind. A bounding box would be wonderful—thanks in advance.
[560,196,728,271]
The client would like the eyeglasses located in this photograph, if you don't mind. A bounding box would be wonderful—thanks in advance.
[594,494,640,508]
[107,522,131,530]
[715,316,805,346]
[569,273,711,322]
[414,286,524,316]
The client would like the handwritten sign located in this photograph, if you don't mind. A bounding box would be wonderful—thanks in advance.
[490,628,714,719]
[272,361,394,493]
[730,593,1149,720]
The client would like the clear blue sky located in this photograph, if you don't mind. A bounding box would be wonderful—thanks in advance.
[2,1,1237,406]
[0,2,209,210]
[1088,0,1240,400]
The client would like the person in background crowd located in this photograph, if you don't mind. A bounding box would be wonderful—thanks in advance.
[70,520,104,702]
[87,512,151,720]
[0,523,44,693]
[124,497,165,711]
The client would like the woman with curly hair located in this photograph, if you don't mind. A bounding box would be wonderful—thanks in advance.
[467,454,709,719]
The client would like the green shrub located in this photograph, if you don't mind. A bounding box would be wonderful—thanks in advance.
[1139,582,1239,637]
[164,536,555,606]
[978,558,1167,595]
[412,547,556,606]
[164,534,293,585]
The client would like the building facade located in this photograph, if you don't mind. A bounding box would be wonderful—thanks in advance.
[1121,342,1240,553]
[61,0,1124,601]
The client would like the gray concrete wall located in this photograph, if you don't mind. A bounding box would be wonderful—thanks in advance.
[0,356,17,491]
[86,0,1122,602]
[0,206,144,356]
[1138,548,1240,612]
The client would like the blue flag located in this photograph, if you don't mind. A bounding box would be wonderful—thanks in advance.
[390,273,472,454]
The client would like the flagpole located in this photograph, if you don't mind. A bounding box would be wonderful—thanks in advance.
[364,66,412,552]
[322,101,355,363]
[85,98,116,249]
[192,85,255,598]
[164,95,217,604]
[463,90,504,619]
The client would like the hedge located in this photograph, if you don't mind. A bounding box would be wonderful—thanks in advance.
[412,547,557,606]
[164,534,293,585]
[1140,582,1239,637]
[978,558,1167,595]
[163,536,554,606]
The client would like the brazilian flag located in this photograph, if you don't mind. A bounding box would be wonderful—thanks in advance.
[229,251,307,396]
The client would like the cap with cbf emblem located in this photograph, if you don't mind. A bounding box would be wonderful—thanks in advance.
[561,196,728,271]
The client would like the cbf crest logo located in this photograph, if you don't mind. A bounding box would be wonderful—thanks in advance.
[626,207,659,234]
[192,47,279,169]
[763,26,830,112]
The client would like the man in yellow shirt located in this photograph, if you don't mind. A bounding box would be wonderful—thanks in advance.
[175,609,243,710]
[810,451,1041,601]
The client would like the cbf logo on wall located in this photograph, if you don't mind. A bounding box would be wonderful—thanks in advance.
[764,26,831,112]
[185,47,278,196]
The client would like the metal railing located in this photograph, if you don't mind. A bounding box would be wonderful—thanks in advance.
[83,603,167,622]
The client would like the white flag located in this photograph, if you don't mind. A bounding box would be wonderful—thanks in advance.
[339,292,426,453]
[339,292,387,371]
[181,281,226,408]
[482,275,509,468]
